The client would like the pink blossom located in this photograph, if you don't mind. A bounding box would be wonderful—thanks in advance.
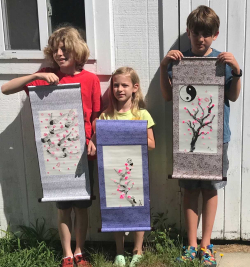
[188,129,190,131]
[125,181,128,184]
[182,120,185,123]
[184,107,187,110]
[60,125,63,129]
[125,163,128,166]
[120,194,125,199]
[127,171,131,174]
[118,169,122,173]
[47,159,49,161]
[44,133,47,136]
[128,188,131,190]
[202,136,204,139]
[126,167,129,170]
[125,176,128,180]
[128,196,131,199]
[117,188,120,191]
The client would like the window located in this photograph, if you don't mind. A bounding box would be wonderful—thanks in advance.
[0,0,93,59]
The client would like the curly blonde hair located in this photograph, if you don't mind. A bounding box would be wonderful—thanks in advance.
[44,26,90,69]
[103,67,145,119]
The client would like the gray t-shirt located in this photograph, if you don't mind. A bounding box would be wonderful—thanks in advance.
[167,48,232,143]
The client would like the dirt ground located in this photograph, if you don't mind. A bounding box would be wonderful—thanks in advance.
[214,244,250,253]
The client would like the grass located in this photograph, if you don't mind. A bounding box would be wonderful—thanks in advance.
[0,215,204,267]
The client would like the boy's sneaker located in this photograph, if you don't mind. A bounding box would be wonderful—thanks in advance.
[61,257,74,267]
[199,244,217,266]
[177,246,198,262]
[114,255,126,267]
[74,253,92,267]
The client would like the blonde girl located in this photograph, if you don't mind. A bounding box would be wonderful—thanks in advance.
[88,67,155,267]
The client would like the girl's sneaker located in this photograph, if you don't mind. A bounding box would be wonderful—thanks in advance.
[129,254,143,267]
[199,244,217,266]
[114,255,126,267]
[61,257,74,267]
[74,253,92,267]
[177,246,198,262]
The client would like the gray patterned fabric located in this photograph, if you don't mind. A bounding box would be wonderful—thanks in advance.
[171,58,225,180]
[28,83,90,201]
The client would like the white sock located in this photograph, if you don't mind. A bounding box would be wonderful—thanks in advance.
[63,256,73,259]
[74,253,83,257]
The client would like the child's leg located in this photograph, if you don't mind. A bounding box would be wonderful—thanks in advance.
[73,207,89,255]
[200,189,218,247]
[183,188,200,248]
[58,207,73,257]
[133,231,144,255]
[114,232,125,255]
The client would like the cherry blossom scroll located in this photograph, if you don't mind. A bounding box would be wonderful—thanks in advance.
[170,58,225,180]
[28,83,90,201]
[96,120,151,232]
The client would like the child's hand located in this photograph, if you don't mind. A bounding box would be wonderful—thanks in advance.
[34,72,59,85]
[217,52,241,74]
[88,139,96,156]
[161,50,184,67]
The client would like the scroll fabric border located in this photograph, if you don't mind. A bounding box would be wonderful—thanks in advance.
[28,83,90,202]
[172,58,225,180]
[96,120,151,232]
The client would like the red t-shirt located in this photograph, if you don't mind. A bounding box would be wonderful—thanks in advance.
[24,67,101,145]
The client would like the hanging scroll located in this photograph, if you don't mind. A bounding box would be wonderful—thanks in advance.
[96,120,151,232]
[170,58,225,180]
[28,83,90,202]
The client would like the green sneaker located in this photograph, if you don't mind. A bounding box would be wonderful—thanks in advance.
[177,246,198,262]
[114,255,126,267]
[129,254,142,267]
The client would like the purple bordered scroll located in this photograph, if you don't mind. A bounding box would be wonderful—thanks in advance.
[96,120,151,232]
[170,58,225,180]
[28,83,90,202]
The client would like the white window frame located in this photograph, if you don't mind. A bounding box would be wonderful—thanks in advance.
[0,0,96,60]
[0,0,114,75]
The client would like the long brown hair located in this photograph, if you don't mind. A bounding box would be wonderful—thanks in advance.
[103,67,145,119]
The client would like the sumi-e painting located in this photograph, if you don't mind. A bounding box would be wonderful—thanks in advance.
[38,109,81,175]
[179,85,218,153]
[29,84,90,202]
[103,145,144,208]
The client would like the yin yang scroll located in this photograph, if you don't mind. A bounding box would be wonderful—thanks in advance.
[170,58,226,180]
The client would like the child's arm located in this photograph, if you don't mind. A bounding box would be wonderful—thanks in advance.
[217,52,241,102]
[1,73,59,95]
[88,133,96,156]
[160,50,184,101]
[87,118,98,156]
[147,128,155,150]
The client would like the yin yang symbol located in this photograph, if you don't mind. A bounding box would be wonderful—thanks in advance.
[179,85,197,102]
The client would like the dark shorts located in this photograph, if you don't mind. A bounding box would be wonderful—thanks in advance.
[56,160,94,210]
[179,143,229,190]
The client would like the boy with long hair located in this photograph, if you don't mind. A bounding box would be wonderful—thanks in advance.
[2,26,101,267]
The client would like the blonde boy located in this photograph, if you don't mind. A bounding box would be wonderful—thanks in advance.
[2,27,101,267]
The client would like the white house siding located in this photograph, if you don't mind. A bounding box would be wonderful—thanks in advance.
[0,0,249,241]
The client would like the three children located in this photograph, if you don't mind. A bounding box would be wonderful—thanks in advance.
[1,4,242,267]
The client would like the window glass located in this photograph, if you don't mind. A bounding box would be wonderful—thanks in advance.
[1,0,40,50]
[48,0,86,41]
